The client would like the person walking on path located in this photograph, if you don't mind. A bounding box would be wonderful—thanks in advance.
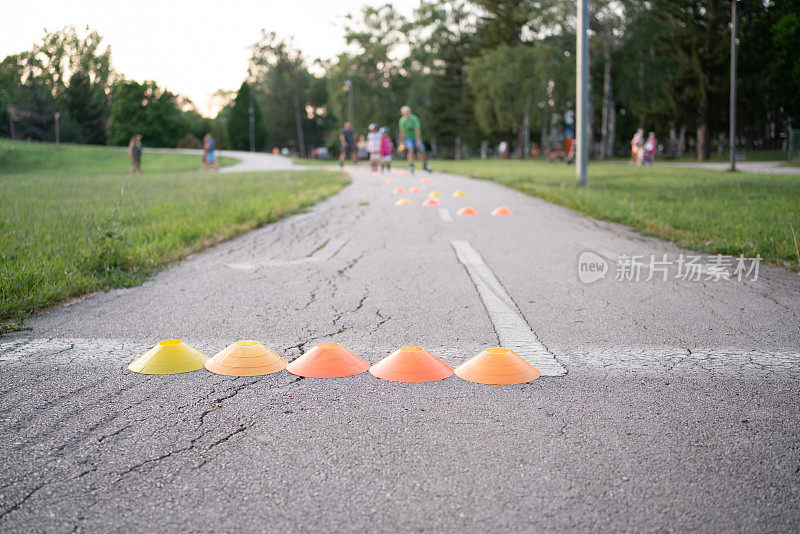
[630,128,644,166]
[128,134,143,174]
[643,132,657,165]
[398,106,432,173]
[339,121,357,168]
[379,127,394,172]
[203,134,219,171]
[367,123,382,172]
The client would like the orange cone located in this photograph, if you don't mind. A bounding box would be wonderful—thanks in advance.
[286,343,369,378]
[491,206,513,216]
[369,346,453,383]
[204,340,287,376]
[455,348,540,384]
[456,206,478,216]
[385,178,395,184]
[409,186,422,193]
[420,177,430,183]
[392,187,406,194]
[422,198,441,206]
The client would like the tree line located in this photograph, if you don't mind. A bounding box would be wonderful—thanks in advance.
[2,1,798,161]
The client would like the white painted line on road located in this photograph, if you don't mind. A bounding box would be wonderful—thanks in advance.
[439,208,452,222]
[451,240,567,376]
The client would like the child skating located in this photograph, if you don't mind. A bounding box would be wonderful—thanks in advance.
[379,127,394,172]
[367,123,382,172]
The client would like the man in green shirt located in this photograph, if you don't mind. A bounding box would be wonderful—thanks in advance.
[398,106,432,173]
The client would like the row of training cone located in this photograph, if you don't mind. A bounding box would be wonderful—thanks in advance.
[395,199,512,216]
[128,341,540,384]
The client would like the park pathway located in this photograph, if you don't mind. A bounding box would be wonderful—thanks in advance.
[1,156,799,532]
[661,159,800,174]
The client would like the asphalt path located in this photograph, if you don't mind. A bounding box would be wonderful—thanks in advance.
[1,154,799,532]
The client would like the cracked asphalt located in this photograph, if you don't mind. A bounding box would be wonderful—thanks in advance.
[1,155,799,532]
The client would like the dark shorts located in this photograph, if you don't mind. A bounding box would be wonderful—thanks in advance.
[342,144,356,157]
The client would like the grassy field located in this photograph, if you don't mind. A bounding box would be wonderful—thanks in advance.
[1,140,349,324]
[433,159,800,270]
[0,141,237,175]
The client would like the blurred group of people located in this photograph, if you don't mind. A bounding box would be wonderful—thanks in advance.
[339,106,432,174]
[127,133,219,174]
[630,128,658,165]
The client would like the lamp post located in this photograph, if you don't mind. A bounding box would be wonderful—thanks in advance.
[576,0,589,186]
[729,0,739,171]
[344,79,354,127]
[248,86,255,153]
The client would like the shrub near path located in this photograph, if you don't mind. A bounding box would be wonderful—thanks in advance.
[433,159,800,270]
[0,141,349,323]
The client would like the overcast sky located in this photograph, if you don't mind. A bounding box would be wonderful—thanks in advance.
[1,0,419,116]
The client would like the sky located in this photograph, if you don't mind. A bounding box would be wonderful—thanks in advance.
[1,0,419,117]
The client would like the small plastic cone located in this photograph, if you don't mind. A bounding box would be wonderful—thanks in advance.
[205,340,287,376]
[453,190,466,197]
[372,171,379,177]
[422,198,441,206]
[455,348,540,385]
[128,340,207,375]
[420,177,430,183]
[385,178,395,184]
[409,186,422,193]
[395,198,412,206]
[370,346,453,383]
[456,206,478,216]
[286,343,369,378]
[396,170,406,176]
[392,187,406,194]
[429,191,441,197]
[491,206,513,216]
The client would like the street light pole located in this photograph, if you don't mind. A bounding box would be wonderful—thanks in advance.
[344,79,354,128]
[576,0,590,186]
[729,0,738,171]
[248,85,255,152]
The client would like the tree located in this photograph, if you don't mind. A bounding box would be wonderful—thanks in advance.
[248,32,315,154]
[106,80,183,147]
[653,0,732,160]
[64,70,108,144]
[227,82,266,151]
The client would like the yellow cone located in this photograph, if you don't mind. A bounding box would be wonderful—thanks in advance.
[429,191,441,197]
[128,340,207,375]
[452,190,466,197]
[205,340,287,376]
[395,198,412,206]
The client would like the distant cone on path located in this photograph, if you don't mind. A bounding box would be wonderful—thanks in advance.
[205,340,287,376]
[422,198,441,206]
[370,346,453,383]
[392,187,406,194]
[395,198,412,206]
[420,177,430,183]
[455,348,540,385]
[286,343,369,378]
[429,191,441,197]
[385,178,395,184]
[491,206,513,216]
[456,206,478,216]
[128,340,207,375]
[409,186,422,193]
[453,190,466,197]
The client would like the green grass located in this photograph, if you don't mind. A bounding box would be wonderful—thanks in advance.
[433,159,800,269]
[0,140,237,175]
[1,140,349,322]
